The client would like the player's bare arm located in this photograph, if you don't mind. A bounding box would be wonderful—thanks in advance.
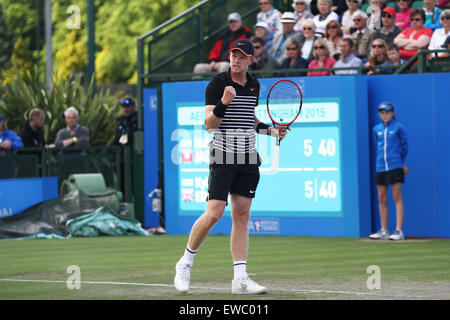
[204,86,236,132]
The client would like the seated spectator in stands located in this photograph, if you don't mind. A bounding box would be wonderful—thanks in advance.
[334,37,363,74]
[364,38,389,74]
[193,13,252,75]
[341,0,361,35]
[307,38,337,75]
[313,0,340,36]
[428,9,450,56]
[381,44,406,73]
[394,9,433,59]
[280,39,309,75]
[19,108,47,149]
[331,0,349,16]
[324,20,344,59]
[367,0,384,31]
[254,21,274,53]
[0,114,23,153]
[270,12,301,63]
[0,114,23,179]
[369,7,402,47]
[351,10,375,60]
[250,36,280,71]
[293,0,314,32]
[55,107,89,149]
[395,0,413,30]
[423,0,442,30]
[440,35,450,56]
[298,18,320,61]
[257,0,283,36]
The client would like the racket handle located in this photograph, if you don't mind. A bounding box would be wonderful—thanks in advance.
[271,140,280,172]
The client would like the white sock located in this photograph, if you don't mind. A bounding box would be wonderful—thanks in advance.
[233,261,247,280]
[180,246,197,266]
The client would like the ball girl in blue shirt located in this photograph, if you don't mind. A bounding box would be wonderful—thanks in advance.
[370,102,409,241]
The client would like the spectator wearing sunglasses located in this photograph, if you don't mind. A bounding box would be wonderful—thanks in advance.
[428,9,450,56]
[395,0,413,30]
[369,7,402,47]
[364,38,389,74]
[394,9,433,60]
[292,0,313,33]
[351,10,375,60]
[341,0,362,35]
[249,36,280,71]
[324,20,344,59]
[280,39,309,75]
[307,38,336,75]
[114,97,138,147]
[297,18,319,62]
[423,0,442,30]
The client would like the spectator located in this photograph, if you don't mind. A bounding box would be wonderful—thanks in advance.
[381,44,406,73]
[270,12,301,63]
[193,13,252,75]
[313,0,340,36]
[0,114,23,179]
[114,97,138,147]
[367,0,383,31]
[439,0,450,9]
[423,0,442,30]
[293,0,314,32]
[54,107,89,149]
[369,102,408,241]
[0,114,23,152]
[395,0,413,30]
[298,18,320,61]
[307,38,337,75]
[280,39,309,75]
[364,38,389,74]
[324,20,344,59]
[333,37,363,74]
[441,35,450,56]
[249,36,280,71]
[394,9,433,60]
[341,0,362,35]
[351,10,375,60]
[256,0,283,36]
[19,108,47,149]
[369,7,402,47]
[332,0,349,16]
[253,21,274,52]
[428,9,450,56]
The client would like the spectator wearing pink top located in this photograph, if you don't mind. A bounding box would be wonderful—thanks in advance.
[395,0,413,30]
[307,38,336,75]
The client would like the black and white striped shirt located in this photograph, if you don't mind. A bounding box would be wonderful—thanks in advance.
[205,70,260,154]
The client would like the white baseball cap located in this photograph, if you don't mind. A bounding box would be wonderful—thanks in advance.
[254,21,269,30]
[228,12,242,22]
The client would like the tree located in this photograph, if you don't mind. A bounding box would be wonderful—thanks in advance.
[0,3,14,74]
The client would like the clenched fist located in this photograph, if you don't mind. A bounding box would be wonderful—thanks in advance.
[221,86,236,105]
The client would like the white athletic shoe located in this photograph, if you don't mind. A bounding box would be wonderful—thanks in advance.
[174,261,191,293]
[231,276,267,295]
[369,229,390,240]
[389,230,405,241]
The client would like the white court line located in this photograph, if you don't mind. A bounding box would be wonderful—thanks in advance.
[0,278,423,298]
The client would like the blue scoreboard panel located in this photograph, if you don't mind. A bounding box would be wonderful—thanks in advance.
[162,76,371,237]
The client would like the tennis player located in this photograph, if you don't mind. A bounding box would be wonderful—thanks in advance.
[174,39,287,294]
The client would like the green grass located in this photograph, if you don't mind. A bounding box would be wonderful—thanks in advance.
[0,235,449,300]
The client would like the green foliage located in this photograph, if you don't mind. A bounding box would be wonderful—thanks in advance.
[0,3,14,74]
[0,0,201,84]
[0,65,123,146]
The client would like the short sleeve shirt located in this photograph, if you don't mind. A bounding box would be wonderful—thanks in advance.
[205,69,260,154]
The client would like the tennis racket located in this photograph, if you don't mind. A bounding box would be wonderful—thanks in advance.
[266,79,303,172]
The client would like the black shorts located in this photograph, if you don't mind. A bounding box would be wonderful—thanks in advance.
[374,168,405,185]
[207,160,261,202]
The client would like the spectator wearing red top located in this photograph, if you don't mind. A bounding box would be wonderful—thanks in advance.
[307,38,336,75]
[395,0,413,30]
[394,9,433,60]
[193,13,252,75]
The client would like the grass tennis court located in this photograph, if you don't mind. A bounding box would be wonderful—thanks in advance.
[0,235,449,300]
